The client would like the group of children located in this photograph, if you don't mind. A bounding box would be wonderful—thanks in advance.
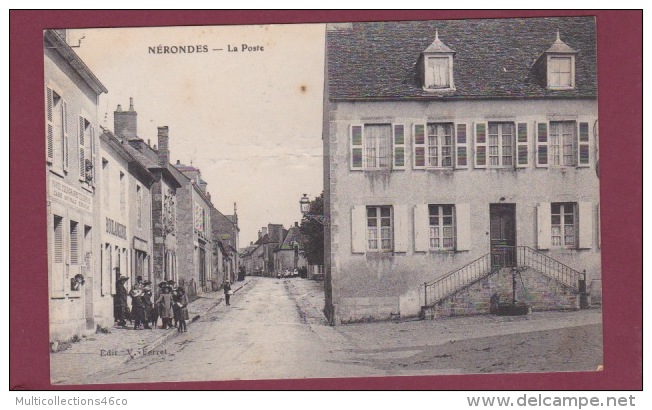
[121,276,189,333]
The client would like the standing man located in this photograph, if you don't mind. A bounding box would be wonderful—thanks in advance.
[113,270,129,328]
[224,280,232,306]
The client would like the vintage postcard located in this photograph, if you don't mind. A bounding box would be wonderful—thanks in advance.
[44,16,603,385]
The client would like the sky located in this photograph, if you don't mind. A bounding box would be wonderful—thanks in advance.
[70,24,326,247]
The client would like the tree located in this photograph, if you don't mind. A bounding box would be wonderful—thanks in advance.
[299,193,324,266]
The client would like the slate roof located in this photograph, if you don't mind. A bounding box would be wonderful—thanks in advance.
[278,226,303,251]
[326,17,597,100]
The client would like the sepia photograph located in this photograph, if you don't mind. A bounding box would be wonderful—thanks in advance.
[39,15,610,386]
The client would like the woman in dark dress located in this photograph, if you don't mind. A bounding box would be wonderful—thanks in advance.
[142,282,154,329]
[113,274,129,327]
[130,288,146,330]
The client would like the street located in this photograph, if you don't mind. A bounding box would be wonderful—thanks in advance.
[72,277,602,384]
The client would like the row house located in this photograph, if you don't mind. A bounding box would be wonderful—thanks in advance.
[172,161,214,297]
[212,205,240,284]
[323,18,601,323]
[98,128,156,324]
[45,29,108,341]
[274,222,308,274]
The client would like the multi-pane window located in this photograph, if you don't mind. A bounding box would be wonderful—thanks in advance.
[46,89,68,170]
[427,123,454,168]
[364,125,392,169]
[549,57,573,88]
[488,123,514,167]
[429,205,455,250]
[119,172,126,215]
[551,202,576,248]
[367,206,392,251]
[549,121,576,166]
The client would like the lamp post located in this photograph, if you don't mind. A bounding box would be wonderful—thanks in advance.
[299,194,328,226]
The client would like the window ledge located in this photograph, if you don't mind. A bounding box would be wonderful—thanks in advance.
[547,86,575,91]
[49,167,66,178]
[422,86,456,93]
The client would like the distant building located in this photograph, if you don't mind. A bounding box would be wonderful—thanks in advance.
[172,161,214,297]
[114,103,184,292]
[44,29,108,341]
[323,18,601,324]
[212,205,240,284]
[274,222,308,273]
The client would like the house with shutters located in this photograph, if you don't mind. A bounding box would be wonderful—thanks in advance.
[323,17,601,324]
[45,29,108,341]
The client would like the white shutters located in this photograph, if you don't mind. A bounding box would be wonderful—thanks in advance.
[578,202,593,249]
[516,122,529,168]
[62,101,69,172]
[455,123,469,169]
[393,204,408,252]
[51,215,66,298]
[90,126,96,186]
[537,202,551,250]
[536,121,549,167]
[474,122,488,168]
[413,123,426,169]
[350,124,364,170]
[351,205,367,253]
[578,122,590,167]
[46,87,54,162]
[413,204,430,252]
[456,203,471,251]
[78,116,86,181]
[392,124,406,170]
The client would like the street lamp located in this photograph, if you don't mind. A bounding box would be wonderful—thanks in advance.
[299,194,311,215]
[298,194,329,226]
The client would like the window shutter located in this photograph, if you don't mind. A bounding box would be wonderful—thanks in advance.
[536,121,549,167]
[413,204,429,252]
[578,202,593,249]
[90,126,96,186]
[62,100,69,171]
[456,203,471,251]
[46,88,54,162]
[393,204,408,253]
[516,122,529,168]
[474,122,488,168]
[78,116,85,180]
[351,205,367,253]
[455,123,469,169]
[350,124,364,170]
[413,123,426,169]
[51,215,66,298]
[537,202,551,250]
[597,202,601,249]
[578,122,590,167]
[392,124,406,170]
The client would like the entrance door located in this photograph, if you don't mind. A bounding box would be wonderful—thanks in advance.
[490,204,516,267]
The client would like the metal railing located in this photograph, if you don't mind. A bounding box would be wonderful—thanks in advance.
[423,246,583,308]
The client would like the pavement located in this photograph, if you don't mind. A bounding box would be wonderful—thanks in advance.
[50,278,252,385]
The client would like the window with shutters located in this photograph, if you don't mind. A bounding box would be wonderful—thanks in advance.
[102,159,110,209]
[46,88,68,171]
[426,56,451,89]
[429,205,455,250]
[78,116,92,184]
[367,206,392,251]
[551,202,576,248]
[414,123,468,169]
[350,124,405,171]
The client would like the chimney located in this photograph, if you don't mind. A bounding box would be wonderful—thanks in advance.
[114,98,138,140]
[157,126,169,167]
[261,227,268,237]
[258,231,262,239]
[295,221,299,227]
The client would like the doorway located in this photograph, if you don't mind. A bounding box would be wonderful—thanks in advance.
[490,204,516,267]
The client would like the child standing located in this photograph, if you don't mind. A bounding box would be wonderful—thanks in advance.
[156,285,174,329]
[174,286,189,332]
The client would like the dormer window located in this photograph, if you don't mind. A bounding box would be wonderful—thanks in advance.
[422,30,455,91]
[545,31,577,90]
